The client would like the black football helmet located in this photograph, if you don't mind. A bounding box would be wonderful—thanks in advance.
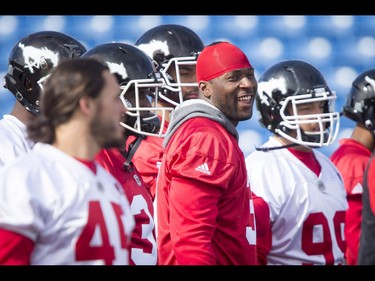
[343,69,375,135]
[256,59,340,147]
[82,42,172,137]
[4,31,87,115]
[134,24,204,106]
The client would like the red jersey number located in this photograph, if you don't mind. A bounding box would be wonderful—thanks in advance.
[75,201,128,265]
[301,211,346,265]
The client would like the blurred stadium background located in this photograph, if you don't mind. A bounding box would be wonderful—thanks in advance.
[1,15,374,157]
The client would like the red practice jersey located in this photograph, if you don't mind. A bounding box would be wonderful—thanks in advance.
[358,153,375,264]
[96,148,157,265]
[330,138,371,265]
[125,120,169,201]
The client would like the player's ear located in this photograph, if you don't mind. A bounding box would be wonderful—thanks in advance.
[199,81,210,98]
[78,96,95,117]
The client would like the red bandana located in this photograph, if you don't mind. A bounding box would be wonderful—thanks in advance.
[196,41,252,83]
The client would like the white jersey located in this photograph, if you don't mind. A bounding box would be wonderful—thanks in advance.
[245,136,347,265]
[0,114,34,167]
[0,142,135,265]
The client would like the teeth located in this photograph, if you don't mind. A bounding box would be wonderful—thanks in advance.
[239,96,251,101]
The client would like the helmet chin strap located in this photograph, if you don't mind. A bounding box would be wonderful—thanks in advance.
[255,142,299,152]
[255,127,322,152]
[256,121,330,152]
[122,134,146,171]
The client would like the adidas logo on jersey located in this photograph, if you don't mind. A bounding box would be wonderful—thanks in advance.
[195,162,211,175]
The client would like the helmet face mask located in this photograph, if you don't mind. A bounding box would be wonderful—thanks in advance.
[158,55,200,106]
[135,24,204,108]
[343,69,375,135]
[3,31,87,115]
[82,42,174,137]
[278,90,340,147]
[119,76,172,138]
[256,60,341,147]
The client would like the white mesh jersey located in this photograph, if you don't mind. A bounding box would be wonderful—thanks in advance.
[245,136,347,265]
[0,142,135,265]
[0,115,34,168]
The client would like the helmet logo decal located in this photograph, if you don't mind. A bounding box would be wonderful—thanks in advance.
[137,40,170,59]
[18,42,59,74]
[258,78,287,105]
[106,61,128,80]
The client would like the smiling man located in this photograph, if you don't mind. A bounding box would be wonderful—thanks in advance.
[156,41,258,265]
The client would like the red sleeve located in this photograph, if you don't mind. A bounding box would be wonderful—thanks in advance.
[345,194,362,265]
[252,194,272,265]
[368,158,375,215]
[330,140,370,265]
[0,229,34,265]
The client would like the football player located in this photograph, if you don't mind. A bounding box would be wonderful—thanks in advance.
[0,31,86,168]
[128,24,205,200]
[82,42,166,265]
[337,69,375,265]
[0,59,134,265]
[156,41,258,265]
[245,59,347,265]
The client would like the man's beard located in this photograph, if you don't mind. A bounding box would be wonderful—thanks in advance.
[90,112,126,150]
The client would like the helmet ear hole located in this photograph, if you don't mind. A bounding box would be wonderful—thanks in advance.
[24,77,33,91]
